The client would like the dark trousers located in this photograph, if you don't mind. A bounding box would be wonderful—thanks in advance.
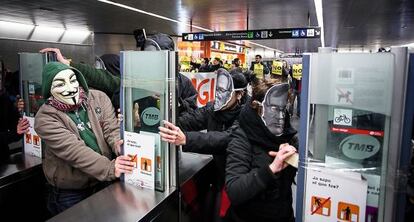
[46,183,108,216]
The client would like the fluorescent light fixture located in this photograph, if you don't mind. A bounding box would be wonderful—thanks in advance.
[398,42,414,48]
[97,0,281,52]
[31,25,65,42]
[97,0,211,32]
[0,20,34,30]
[314,0,325,47]
[0,20,91,44]
[0,21,34,39]
[61,29,92,43]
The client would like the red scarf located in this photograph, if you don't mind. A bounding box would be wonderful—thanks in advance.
[46,87,88,112]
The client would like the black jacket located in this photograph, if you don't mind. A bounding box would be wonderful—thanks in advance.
[0,93,21,161]
[225,104,298,222]
[177,73,198,113]
[178,101,244,187]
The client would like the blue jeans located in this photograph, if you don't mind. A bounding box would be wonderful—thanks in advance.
[46,184,97,216]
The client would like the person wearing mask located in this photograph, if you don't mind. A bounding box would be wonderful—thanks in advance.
[249,55,270,80]
[34,62,134,215]
[159,68,248,221]
[225,79,298,222]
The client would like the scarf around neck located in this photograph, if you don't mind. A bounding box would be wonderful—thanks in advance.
[46,87,88,112]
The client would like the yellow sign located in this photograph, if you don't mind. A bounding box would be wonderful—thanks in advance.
[293,64,303,80]
[219,42,225,51]
[272,61,283,75]
[253,63,264,79]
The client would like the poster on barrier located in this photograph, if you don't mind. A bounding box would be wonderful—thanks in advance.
[123,131,155,190]
[181,72,217,107]
[304,168,367,222]
[141,131,162,189]
[23,115,42,158]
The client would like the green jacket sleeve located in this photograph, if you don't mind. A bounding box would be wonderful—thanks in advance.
[71,62,120,97]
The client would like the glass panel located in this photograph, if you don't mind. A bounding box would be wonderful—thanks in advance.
[121,51,174,191]
[19,53,47,116]
[303,53,394,222]
[19,52,56,116]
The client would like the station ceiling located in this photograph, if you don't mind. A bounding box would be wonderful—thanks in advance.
[1,0,413,52]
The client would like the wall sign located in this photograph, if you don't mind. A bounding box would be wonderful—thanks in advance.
[141,107,160,126]
[340,135,381,160]
[183,27,321,41]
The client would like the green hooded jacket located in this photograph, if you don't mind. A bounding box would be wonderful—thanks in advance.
[41,62,100,154]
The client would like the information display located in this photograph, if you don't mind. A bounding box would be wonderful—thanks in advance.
[182,27,321,41]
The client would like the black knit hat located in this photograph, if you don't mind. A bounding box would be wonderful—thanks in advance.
[229,69,248,90]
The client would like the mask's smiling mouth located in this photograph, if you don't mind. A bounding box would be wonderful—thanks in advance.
[60,88,79,97]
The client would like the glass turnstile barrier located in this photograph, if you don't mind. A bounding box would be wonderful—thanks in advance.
[120,50,177,192]
[19,52,56,158]
[296,48,413,222]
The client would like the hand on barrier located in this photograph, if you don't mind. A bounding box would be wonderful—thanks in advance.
[39,48,70,65]
[159,120,186,145]
[17,118,30,135]
[114,155,134,178]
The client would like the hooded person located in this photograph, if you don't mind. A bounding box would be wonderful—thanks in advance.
[225,78,298,222]
[34,62,134,216]
[159,68,248,220]
[98,54,121,77]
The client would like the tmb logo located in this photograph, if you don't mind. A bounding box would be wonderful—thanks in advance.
[339,135,380,160]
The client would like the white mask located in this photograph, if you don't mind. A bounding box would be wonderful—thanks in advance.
[261,83,289,136]
[50,69,79,105]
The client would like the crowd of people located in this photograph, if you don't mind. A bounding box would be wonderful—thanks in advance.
[1,42,301,221]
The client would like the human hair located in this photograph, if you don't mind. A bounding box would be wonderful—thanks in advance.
[250,78,282,111]
[255,55,262,59]
[232,58,240,67]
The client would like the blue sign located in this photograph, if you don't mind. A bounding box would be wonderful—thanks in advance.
[292,30,299,37]
[182,27,321,41]
[300,30,306,37]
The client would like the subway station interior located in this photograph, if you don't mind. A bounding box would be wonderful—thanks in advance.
[1,0,414,221]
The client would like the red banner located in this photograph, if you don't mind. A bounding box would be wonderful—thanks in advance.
[182,72,217,107]
[331,127,384,137]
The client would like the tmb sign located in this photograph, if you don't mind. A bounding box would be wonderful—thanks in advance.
[182,27,321,41]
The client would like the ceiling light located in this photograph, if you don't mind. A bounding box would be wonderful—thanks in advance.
[97,0,211,32]
[97,0,281,52]
[61,29,92,43]
[314,0,325,47]
[31,25,65,42]
[0,20,34,38]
